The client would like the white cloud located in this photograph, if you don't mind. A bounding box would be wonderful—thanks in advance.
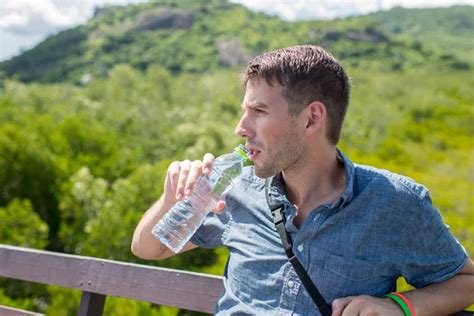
[233,0,473,21]
[0,12,29,29]
[0,0,79,34]
[0,0,147,60]
[381,0,473,9]
[0,0,472,61]
[233,0,372,20]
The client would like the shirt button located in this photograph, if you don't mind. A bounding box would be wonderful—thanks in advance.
[288,280,295,288]
[297,244,304,252]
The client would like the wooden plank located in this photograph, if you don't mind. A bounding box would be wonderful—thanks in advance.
[77,292,106,316]
[0,305,45,316]
[1,245,473,315]
[0,245,224,313]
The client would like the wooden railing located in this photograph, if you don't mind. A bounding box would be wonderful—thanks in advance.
[1,244,473,316]
[0,244,224,315]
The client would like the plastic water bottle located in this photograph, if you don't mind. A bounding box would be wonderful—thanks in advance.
[152,145,249,253]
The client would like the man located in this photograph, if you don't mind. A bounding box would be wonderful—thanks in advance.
[132,45,474,315]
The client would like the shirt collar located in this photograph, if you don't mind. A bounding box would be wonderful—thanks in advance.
[267,173,290,207]
[335,148,355,208]
[266,148,355,210]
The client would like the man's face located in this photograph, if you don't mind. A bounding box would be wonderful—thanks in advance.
[234,79,306,178]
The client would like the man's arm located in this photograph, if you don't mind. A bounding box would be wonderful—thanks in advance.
[131,195,198,260]
[131,154,226,260]
[404,259,474,315]
[332,258,474,316]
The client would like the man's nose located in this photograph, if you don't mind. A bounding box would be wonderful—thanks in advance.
[234,114,253,138]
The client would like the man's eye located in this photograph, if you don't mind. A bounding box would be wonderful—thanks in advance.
[254,109,265,115]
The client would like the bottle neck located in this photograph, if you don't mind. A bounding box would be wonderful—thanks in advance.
[233,145,249,162]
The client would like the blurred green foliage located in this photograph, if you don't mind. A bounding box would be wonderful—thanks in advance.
[0,1,473,314]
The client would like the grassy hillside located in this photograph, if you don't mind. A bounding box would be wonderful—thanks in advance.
[371,5,474,63]
[0,1,472,83]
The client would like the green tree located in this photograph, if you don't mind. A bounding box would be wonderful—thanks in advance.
[0,199,48,248]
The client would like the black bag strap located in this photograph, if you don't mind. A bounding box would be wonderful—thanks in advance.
[265,179,332,316]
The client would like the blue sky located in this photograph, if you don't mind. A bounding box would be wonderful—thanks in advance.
[0,0,472,61]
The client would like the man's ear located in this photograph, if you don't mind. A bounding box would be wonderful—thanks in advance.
[305,101,326,133]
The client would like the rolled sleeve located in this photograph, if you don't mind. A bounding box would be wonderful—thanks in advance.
[400,193,468,288]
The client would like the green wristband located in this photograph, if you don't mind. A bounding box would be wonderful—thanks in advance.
[383,293,412,316]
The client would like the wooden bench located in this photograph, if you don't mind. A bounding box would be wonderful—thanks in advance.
[1,244,472,315]
[0,244,224,315]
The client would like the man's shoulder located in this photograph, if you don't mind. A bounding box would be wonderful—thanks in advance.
[353,163,429,201]
[239,166,265,186]
[226,166,266,199]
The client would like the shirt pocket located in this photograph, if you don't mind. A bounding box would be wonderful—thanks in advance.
[321,253,395,299]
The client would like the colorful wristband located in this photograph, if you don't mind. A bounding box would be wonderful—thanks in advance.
[383,292,415,316]
[389,292,416,316]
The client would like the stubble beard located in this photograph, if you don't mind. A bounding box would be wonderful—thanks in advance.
[254,126,305,179]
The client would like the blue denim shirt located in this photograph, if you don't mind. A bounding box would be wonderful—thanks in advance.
[190,150,467,315]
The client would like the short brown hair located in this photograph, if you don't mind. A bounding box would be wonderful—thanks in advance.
[241,45,350,144]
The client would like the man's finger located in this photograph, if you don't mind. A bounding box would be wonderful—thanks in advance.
[185,160,203,196]
[202,153,215,174]
[176,160,192,199]
[212,200,226,214]
[167,161,181,193]
[332,297,354,316]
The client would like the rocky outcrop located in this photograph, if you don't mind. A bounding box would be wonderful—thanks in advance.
[128,8,194,32]
[217,38,251,67]
[323,28,388,43]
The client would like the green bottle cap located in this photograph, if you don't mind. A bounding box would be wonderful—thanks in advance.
[234,144,249,161]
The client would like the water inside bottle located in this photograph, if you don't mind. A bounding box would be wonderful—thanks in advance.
[153,175,218,252]
[152,145,249,253]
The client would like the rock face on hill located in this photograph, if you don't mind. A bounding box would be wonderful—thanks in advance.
[323,29,388,43]
[217,38,251,67]
[128,8,194,32]
[0,0,472,83]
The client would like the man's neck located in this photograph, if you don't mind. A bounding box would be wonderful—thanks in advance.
[282,144,346,226]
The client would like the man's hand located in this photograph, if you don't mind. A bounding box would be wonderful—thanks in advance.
[132,152,227,260]
[164,153,226,214]
[332,295,403,316]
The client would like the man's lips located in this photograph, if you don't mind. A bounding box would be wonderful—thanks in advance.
[246,147,261,161]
